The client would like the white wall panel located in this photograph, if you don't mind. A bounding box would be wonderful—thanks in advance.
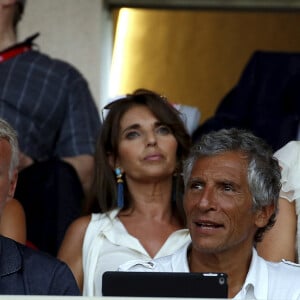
[18,0,111,109]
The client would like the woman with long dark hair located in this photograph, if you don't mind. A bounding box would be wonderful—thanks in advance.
[58,89,191,295]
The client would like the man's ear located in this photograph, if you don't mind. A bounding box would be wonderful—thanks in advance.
[7,170,18,200]
[255,204,275,228]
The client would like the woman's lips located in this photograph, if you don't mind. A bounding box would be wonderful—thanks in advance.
[144,154,163,161]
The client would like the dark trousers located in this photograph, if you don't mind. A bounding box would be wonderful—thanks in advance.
[15,159,84,256]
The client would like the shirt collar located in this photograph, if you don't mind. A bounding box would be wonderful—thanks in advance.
[171,245,270,299]
[107,208,121,220]
[235,248,269,300]
[171,241,191,272]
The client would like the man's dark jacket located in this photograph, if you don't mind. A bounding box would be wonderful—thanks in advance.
[193,51,300,151]
[0,235,80,295]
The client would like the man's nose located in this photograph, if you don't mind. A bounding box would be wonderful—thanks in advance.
[196,187,217,210]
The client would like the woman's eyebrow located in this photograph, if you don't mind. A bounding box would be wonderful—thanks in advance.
[121,123,140,134]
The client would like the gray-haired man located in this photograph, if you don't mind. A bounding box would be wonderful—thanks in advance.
[120,128,300,299]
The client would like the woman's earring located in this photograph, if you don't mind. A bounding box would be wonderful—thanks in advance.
[115,167,124,208]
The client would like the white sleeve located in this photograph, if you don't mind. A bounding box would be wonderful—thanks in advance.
[274,141,300,203]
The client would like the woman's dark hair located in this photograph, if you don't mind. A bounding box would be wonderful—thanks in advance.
[85,89,191,216]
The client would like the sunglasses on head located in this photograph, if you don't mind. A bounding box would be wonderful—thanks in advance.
[101,90,171,122]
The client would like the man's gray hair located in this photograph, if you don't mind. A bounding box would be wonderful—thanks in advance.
[183,128,281,242]
[0,119,19,179]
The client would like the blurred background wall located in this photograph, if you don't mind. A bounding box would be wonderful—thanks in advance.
[19,1,300,125]
[110,8,300,124]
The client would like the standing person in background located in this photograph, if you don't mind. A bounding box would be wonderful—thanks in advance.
[58,89,192,295]
[0,118,80,295]
[257,140,300,262]
[0,0,101,255]
[120,129,300,299]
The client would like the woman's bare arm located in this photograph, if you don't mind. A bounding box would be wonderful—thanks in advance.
[257,197,297,262]
[57,215,91,292]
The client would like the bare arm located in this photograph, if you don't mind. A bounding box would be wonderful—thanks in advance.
[0,198,26,244]
[257,197,297,262]
[57,215,91,293]
[62,155,95,196]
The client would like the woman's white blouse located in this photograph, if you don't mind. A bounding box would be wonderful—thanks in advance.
[82,209,191,296]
